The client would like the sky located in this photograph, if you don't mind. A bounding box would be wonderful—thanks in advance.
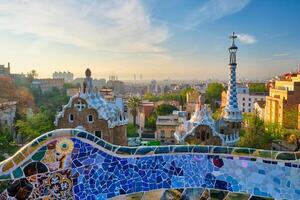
[0,0,299,80]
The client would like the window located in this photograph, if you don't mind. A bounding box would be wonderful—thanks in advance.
[249,98,251,101]
[87,115,94,123]
[243,108,245,112]
[243,103,245,107]
[69,114,74,122]
[75,99,86,111]
[94,130,102,138]
[248,108,251,112]
[242,98,245,101]
[248,103,251,107]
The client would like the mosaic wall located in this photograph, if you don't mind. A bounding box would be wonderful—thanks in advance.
[0,129,300,200]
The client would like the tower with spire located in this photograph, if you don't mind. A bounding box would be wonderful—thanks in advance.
[223,32,242,122]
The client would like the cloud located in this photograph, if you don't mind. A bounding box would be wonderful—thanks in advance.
[272,53,289,57]
[186,0,250,27]
[0,0,168,53]
[237,33,256,44]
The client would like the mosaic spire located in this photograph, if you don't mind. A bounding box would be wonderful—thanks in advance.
[223,32,242,122]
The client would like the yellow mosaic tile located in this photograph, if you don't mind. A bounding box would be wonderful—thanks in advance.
[2,160,14,172]
[12,152,26,165]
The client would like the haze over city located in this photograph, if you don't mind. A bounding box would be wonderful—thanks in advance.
[0,0,299,80]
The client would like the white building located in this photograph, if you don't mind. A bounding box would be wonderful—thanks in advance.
[53,71,74,83]
[222,85,268,113]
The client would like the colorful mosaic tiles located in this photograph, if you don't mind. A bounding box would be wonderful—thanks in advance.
[0,129,300,199]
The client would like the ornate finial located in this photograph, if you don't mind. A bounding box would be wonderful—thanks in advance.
[83,68,93,93]
[85,68,91,78]
[228,32,238,64]
[229,32,237,46]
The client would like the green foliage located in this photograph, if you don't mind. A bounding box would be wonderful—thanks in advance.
[238,111,276,149]
[63,83,77,89]
[143,87,194,106]
[206,83,224,102]
[145,104,178,130]
[0,127,19,162]
[127,123,139,138]
[248,83,268,93]
[31,87,69,121]
[16,110,54,144]
[145,112,157,129]
[127,96,142,127]
[156,104,178,115]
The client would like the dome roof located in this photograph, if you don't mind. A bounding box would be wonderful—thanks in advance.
[54,92,127,128]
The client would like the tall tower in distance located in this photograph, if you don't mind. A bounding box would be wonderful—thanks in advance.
[223,32,242,123]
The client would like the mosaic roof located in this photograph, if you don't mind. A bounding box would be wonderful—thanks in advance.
[0,129,300,199]
[174,105,228,144]
[54,92,127,128]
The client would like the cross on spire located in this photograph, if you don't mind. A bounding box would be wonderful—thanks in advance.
[229,32,237,46]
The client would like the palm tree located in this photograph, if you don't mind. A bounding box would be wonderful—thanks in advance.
[128,96,141,127]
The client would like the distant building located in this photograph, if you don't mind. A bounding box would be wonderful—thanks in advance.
[0,63,10,77]
[221,85,267,113]
[0,101,17,133]
[32,78,64,92]
[156,115,178,144]
[264,73,300,129]
[54,69,128,146]
[73,78,106,89]
[53,71,74,83]
[254,100,266,119]
[134,101,155,131]
[148,80,158,94]
[107,80,125,95]
[186,90,201,118]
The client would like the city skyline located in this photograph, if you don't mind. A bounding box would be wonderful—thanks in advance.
[0,0,299,80]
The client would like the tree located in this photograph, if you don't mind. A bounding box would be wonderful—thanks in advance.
[127,96,142,127]
[127,123,139,138]
[145,112,157,129]
[16,87,35,115]
[16,111,54,145]
[145,104,178,130]
[238,111,271,149]
[0,77,17,101]
[27,70,38,82]
[205,83,224,111]
[156,104,178,115]
[248,83,268,93]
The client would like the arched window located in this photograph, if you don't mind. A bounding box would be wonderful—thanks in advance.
[69,114,74,123]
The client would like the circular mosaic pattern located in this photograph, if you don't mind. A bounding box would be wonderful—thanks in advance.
[56,138,74,155]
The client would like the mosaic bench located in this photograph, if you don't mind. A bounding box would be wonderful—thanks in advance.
[0,129,299,200]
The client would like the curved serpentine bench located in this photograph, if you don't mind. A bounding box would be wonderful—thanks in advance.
[0,129,299,199]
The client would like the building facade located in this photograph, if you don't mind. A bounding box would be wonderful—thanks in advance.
[264,74,300,129]
[175,33,242,146]
[55,69,128,145]
[32,78,64,92]
[53,71,74,83]
[155,115,178,144]
[0,63,10,77]
[221,85,267,113]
